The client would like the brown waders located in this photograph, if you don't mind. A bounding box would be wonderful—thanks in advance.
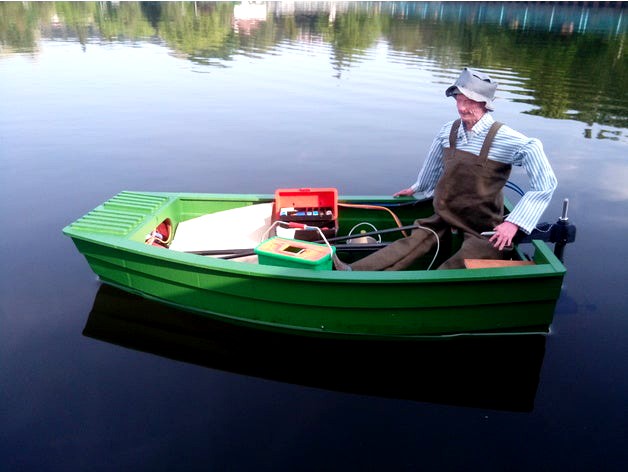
[351,119,512,271]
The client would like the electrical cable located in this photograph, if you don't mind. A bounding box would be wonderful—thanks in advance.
[347,222,382,243]
[338,203,409,237]
[412,224,440,270]
[262,220,335,259]
[505,180,525,196]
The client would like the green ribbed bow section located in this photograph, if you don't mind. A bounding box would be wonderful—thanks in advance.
[65,192,170,236]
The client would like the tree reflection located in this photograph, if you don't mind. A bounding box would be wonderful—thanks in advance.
[0,1,625,129]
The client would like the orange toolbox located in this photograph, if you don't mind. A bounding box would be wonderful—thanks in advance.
[273,188,338,241]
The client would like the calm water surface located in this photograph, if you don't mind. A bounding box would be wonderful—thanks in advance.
[1,2,627,470]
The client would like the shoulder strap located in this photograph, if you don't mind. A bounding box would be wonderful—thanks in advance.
[479,121,503,161]
[449,119,461,149]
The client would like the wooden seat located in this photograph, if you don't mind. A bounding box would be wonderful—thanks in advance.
[464,259,535,269]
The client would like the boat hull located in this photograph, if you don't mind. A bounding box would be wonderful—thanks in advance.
[64,191,566,339]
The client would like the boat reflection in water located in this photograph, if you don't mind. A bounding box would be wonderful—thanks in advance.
[84,284,548,413]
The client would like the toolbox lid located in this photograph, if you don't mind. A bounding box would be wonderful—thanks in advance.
[274,188,338,219]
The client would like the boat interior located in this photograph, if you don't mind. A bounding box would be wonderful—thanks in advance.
[142,188,540,271]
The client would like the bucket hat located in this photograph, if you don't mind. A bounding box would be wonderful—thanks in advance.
[445,68,497,111]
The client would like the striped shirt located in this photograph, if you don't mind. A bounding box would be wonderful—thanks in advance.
[410,113,557,234]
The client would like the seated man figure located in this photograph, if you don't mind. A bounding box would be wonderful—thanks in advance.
[345,67,557,271]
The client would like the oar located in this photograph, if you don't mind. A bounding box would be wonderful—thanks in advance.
[186,224,420,258]
[186,248,256,256]
[322,224,421,244]
[218,243,392,260]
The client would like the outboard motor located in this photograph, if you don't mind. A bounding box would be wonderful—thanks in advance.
[515,198,577,262]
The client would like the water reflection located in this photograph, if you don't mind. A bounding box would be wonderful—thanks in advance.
[85,284,547,413]
[1,1,625,130]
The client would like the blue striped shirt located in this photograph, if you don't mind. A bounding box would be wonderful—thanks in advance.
[410,113,557,234]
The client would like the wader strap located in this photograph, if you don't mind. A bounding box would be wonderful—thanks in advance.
[479,121,503,162]
[449,119,461,149]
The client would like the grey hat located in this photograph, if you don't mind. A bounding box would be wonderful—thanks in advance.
[445,68,498,111]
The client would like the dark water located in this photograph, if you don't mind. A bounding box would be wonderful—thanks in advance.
[1,2,627,470]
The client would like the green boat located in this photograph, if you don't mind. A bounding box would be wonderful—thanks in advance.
[63,190,572,339]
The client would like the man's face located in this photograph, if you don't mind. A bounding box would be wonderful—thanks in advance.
[455,94,486,127]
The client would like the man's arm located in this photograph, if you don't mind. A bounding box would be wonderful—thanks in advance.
[503,138,557,234]
[395,125,448,197]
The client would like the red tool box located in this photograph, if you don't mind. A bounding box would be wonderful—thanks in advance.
[273,187,338,241]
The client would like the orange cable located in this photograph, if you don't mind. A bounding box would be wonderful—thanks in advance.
[338,203,409,237]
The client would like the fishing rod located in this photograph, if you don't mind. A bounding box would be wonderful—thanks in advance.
[185,224,421,258]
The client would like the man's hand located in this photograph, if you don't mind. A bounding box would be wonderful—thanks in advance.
[393,188,415,197]
[489,221,519,250]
